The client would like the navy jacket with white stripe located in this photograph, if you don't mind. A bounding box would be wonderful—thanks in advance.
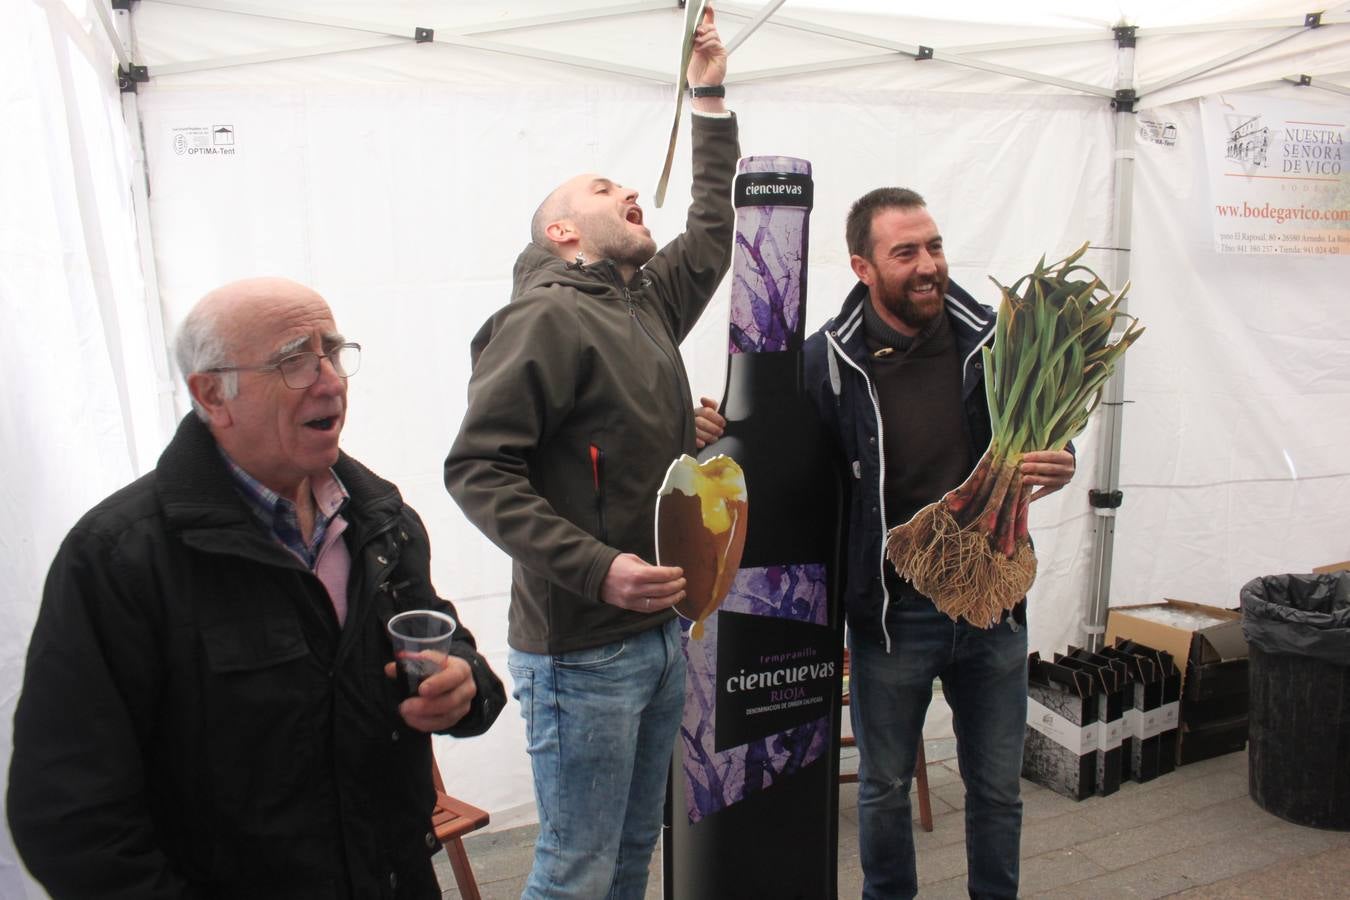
[803,278,1005,651]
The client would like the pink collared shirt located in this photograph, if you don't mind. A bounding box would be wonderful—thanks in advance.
[310,470,352,627]
[223,451,353,627]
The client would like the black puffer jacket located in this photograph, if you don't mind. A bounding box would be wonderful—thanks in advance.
[8,414,505,900]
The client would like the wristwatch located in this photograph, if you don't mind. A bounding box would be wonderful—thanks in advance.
[688,84,726,99]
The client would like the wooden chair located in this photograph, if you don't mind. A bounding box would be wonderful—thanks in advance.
[431,753,491,899]
[840,649,934,832]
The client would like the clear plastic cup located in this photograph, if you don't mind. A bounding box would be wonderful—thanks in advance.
[386,609,457,694]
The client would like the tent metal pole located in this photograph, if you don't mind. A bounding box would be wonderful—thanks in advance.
[429,35,668,82]
[1084,30,1136,652]
[926,51,1114,95]
[1141,25,1310,96]
[152,36,667,82]
[729,53,911,83]
[947,33,1110,54]
[146,0,414,37]
[1285,74,1350,97]
[114,7,181,438]
[94,0,131,70]
[717,1,1109,96]
[142,0,670,82]
[1137,11,1350,37]
[149,0,669,37]
[151,38,404,77]
[725,0,788,55]
[732,50,1113,96]
[143,0,669,81]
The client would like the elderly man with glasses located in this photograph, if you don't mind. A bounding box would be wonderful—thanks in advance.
[8,277,505,899]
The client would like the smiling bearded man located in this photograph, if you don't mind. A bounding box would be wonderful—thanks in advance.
[803,189,1077,900]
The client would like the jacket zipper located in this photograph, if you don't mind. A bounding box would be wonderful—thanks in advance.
[596,261,682,393]
[589,443,608,543]
[621,283,694,442]
[332,512,402,666]
[825,329,894,654]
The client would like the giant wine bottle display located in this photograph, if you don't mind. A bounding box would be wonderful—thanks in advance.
[664,157,845,899]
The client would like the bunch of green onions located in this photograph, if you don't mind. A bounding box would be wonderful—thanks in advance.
[885,243,1144,626]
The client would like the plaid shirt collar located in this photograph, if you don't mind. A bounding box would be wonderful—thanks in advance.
[221,450,349,568]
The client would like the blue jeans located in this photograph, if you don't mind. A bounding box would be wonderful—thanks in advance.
[850,590,1029,900]
[508,618,686,900]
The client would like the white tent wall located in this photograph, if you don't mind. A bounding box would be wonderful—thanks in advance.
[2,1,171,895]
[4,0,1349,889]
[1117,87,1350,601]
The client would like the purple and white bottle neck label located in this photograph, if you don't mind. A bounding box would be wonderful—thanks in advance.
[729,157,813,355]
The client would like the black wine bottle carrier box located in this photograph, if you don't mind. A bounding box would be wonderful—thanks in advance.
[1111,639,1182,776]
[1023,652,1098,801]
[1064,646,1134,788]
[1096,645,1162,783]
[1053,652,1124,797]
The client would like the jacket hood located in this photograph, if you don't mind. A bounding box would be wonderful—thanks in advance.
[511,243,632,301]
[825,278,995,365]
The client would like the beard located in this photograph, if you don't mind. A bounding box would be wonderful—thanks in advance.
[574,211,658,270]
[873,267,949,331]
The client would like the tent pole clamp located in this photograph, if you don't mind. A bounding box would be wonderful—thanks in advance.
[915,46,933,60]
[1305,12,1322,28]
[1113,26,1137,48]
[119,64,149,93]
[1089,490,1123,517]
[1111,89,1137,112]
[414,27,434,43]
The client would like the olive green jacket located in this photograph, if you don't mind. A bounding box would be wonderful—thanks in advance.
[445,113,739,654]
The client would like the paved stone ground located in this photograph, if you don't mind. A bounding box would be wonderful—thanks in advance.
[434,744,1350,899]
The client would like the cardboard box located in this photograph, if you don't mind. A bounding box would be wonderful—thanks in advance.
[1108,602,1249,767]
[1105,600,1248,695]
[1184,658,1248,701]
[1177,714,1248,765]
[1179,657,1249,759]
[1181,690,1248,727]
[1312,560,1350,574]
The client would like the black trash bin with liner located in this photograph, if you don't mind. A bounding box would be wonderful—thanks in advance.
[1241,571,1350,830]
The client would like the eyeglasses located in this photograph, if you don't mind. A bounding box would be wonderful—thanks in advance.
[206,342,362,390]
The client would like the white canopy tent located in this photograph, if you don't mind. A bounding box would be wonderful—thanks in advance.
[5,0,1349,894]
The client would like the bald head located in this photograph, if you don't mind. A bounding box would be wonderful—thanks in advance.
[528,173,656,281]
[177,277,349,498]
[530,182,575,252]
[176,278,334,419]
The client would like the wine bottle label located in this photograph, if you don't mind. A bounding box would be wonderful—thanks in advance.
[733,172,814,208]
[729,157,812,355]
[679,562,835,824]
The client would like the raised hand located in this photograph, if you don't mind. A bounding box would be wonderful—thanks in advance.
[687,5,727,89]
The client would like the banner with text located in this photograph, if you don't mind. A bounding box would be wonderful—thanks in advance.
[1202,95,1349,256]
